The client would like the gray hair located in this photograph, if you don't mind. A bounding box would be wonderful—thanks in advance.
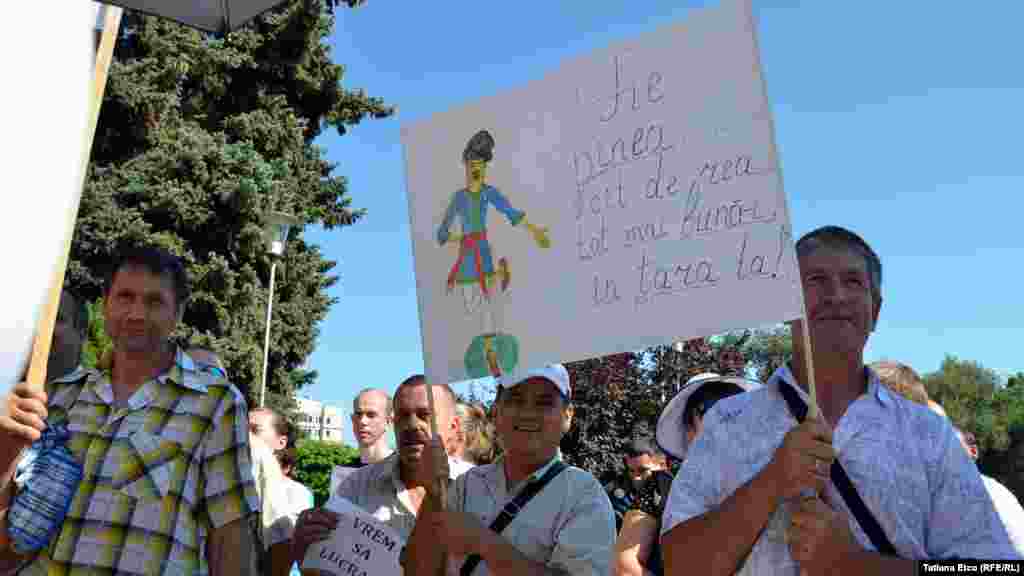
[795,225,882,300]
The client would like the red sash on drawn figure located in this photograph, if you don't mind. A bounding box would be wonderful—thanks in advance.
[436,130,551,379]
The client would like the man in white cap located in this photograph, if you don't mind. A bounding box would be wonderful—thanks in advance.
[614,373,759,576]
[404,364,615,575]
[660,226,1017,575]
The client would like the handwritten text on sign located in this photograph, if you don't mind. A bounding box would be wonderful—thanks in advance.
[402,0,803,387]
[572,52,792,313]
[302,495,403,576]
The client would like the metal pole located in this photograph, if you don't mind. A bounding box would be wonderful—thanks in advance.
[259,260,277,408]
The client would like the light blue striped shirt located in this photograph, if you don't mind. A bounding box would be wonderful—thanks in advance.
[662,365,1018,573]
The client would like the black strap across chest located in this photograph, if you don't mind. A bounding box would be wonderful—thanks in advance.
[459,461,568,576]
[777,379,899,557]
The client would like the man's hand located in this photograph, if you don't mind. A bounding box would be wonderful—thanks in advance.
[0,382,48,447]
[767,417,834,499]
[787,496,857,575]
[425,510,489,557]
[291,508,340,565]
[419,436,449,496]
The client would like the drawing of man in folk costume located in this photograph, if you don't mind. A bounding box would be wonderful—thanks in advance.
[436,129,550,379]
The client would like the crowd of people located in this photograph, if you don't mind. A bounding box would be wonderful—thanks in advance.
[0,223,1020,575]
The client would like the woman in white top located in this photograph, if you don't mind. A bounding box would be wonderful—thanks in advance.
[273,447,315,576]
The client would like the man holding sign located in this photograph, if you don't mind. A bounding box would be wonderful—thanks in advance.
[659,226,1018,575]
[0,246,259,575]
[404,364,615,575]
[293,375,473,571]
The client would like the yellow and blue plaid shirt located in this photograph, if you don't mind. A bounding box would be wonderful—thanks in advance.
[16,349,259,575]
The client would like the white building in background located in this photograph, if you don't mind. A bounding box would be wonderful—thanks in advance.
[295,397,345,443]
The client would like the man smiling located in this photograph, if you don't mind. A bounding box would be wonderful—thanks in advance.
[0,246,258,575]
[660,226,1017,575]
[405,364,615,575]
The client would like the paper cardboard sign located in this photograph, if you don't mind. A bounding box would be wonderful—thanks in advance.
[302,495,403,576]
[401,0,803,386]
[1,3,92,392]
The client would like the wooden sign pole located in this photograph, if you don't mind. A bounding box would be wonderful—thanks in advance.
[423,385,449,576]
[743,0,820,420]
[25,5,122,392]
[799,313,819,420]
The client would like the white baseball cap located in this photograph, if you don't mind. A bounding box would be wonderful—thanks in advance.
[498,364,571,400]
[655,372,760,461]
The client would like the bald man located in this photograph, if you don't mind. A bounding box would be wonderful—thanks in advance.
[346,388,394,467]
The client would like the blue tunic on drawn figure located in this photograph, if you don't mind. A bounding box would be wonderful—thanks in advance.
[437,184,524,284]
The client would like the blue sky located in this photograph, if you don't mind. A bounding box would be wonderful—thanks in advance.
[300,0,1024,445]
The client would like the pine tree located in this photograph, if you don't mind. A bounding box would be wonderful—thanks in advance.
[67,1,393,413]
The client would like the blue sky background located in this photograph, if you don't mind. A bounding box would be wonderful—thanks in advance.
[299,0,1024,446]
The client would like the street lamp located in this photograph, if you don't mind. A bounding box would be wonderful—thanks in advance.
[259,210,301,408]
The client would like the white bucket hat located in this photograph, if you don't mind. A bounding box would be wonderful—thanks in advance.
[655,372,760,461]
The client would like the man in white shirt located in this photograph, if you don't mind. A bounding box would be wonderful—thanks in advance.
[660,225,1017,575]
[291,374,472,568]
[405,364,615,575]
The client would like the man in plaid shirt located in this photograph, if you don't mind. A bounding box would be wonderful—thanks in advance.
[0,246,259,575]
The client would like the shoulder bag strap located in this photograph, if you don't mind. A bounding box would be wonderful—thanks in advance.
[777,380,899,557]
[459,461,569,576]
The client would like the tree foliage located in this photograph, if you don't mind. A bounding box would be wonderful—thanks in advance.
[69,1,393,408]
[735,325,793,382]
[563,337,747,479]
[925,355,1004,451]
[294,439,359,507]
[912,355,1024,495]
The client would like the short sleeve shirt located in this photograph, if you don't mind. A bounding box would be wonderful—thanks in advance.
[445,455,615,576]
[333,453,473,541]
[661,365,1019,573]
[18,349,259,575]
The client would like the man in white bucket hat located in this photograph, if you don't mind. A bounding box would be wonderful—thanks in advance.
[613,372,759,576]
[655,373,761,463]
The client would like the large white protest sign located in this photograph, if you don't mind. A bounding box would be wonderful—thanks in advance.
[402,0,803,386]
[302,494,403,576]
[0,3,92,392]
